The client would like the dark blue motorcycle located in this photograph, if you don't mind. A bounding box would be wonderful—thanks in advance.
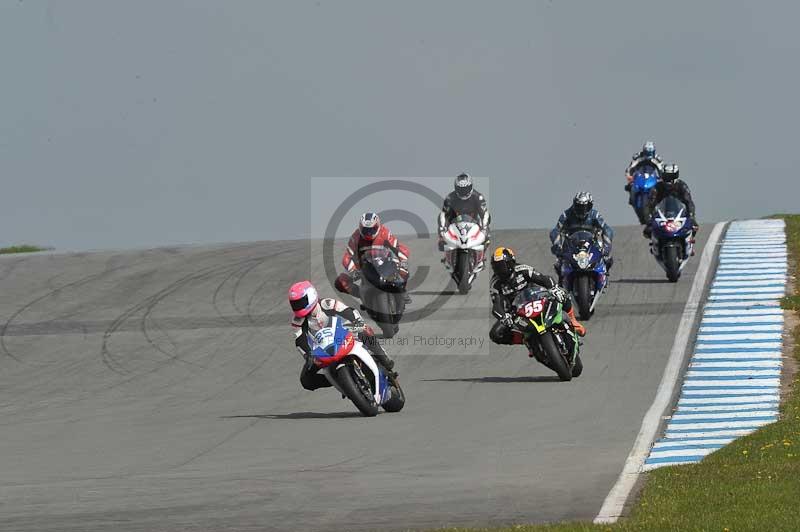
[631,164,659,224]
[558,230,609,320]
[648,197,695,282]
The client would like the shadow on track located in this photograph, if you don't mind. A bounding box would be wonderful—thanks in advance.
[614,277,671,284]
[409,290,459,296]
[422,375,561,384]
[222,412,363,420]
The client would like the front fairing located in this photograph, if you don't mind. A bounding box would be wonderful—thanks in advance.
[361,250,406,292]
[651,197,692,239]
[442,217,486,251]
[512,288,563,335]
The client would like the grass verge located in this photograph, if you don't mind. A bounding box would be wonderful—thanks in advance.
[437,215,800,532]
[0,245,48,255]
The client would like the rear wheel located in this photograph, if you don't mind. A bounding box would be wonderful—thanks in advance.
[664,246,681,282]
[336,361,379,417]
[456,252,472,294]
[382,375,406,412]
[575,274,592,320]
[539,331,572,381]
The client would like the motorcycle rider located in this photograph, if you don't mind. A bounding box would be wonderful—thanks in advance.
[625,140,664,207]
[489,247,586,350]
[335,212,412,304]
[437,173,491,252]
[643,163,698,241]
[289,280,396,391]
[549,192,615,281]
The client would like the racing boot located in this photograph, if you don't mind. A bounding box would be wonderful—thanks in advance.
[567,307,586,337]
[368,342,397,375]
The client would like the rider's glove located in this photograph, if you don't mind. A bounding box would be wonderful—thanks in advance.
[551,286,568,304]
[501,313,514,328]
[437,237,445,252]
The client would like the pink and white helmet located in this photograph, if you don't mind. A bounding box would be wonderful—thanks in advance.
[288,280,319,318]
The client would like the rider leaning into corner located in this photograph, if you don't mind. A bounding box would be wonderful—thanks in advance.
[289,280,397,391]
[642,163,699,244]
[437,173,491,252]
[488,247,586,350]
[334,212,412,304]
[549,192,615,280]
[624,140,664,206]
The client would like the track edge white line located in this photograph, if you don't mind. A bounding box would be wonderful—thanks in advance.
[593,221,726,524]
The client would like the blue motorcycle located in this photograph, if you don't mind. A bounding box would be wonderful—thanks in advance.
[630,164,659,224]
[648,197,695,282]
[558,230,608,320]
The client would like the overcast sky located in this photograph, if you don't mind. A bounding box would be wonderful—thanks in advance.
[3,0,799,250]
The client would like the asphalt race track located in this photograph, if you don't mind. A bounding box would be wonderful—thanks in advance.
[0,226,712,531]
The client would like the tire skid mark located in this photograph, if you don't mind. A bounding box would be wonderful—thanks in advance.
[141,249,295,399]
[170,417,260,470]
[103,246,297,376]
[137,258,266,369]
[1,261,130,363]
[101,259,259,375]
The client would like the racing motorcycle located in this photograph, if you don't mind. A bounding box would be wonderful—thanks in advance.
[511,287,583,381]
[358,248,407,338]
[630,164,659,224]
[440,214,488,294]
[558,230,608,320]
[306,317,405,417]
[648,196,695,282]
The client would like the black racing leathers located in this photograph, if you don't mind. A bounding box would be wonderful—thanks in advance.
[647,179,696,221]
[438,191,491,234]
[488,264,569,344]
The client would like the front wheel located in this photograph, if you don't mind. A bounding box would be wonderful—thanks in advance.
[456,252,472,294]
[336,361,379,417]
[575,274,593,320]
[538,331,572,381]
[663,246,681,282]
[571,354,583,378]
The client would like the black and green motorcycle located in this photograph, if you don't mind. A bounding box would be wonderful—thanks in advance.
[511,287,583,381]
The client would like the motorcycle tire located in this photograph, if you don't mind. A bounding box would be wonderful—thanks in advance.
[664,246,681,282]
[571,353,583,378]
[539,331,572,382]
[336,361,379,417]
[382,374,406,413]
[456,252,472,294]
[575,274,593,320]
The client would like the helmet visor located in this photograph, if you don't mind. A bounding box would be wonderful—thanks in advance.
[455,183,473,200]
[492,260,513,278]
[573,203,591,217]
[290,294,310,312]
[360,224,380,239]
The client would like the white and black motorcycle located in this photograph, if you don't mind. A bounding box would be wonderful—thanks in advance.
[306,317,405,417]
[440,214,488,294]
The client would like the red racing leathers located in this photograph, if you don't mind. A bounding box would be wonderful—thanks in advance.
[335,226,410,296]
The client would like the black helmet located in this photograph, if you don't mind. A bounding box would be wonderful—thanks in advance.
[572,191,593,218]
[663,163,679,182]
[491,246,516,279]
[454,173,473,200]
[642,140,656,158]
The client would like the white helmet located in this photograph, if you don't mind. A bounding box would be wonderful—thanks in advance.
[454,173,473,200]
